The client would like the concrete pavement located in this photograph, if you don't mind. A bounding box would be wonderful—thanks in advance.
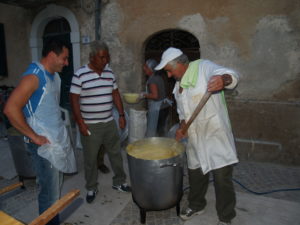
[1,138,300,225]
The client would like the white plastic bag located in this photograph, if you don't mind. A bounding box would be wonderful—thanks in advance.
[129,108,147,143]
[112,107,129,143]
[38,124,77,173]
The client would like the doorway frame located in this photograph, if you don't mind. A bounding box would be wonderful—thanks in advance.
[29,4,80,72]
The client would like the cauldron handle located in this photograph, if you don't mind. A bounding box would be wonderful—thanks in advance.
[159,163,182,168]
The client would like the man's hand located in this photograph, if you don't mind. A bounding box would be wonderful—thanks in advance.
[31,135,50,146]
[207,74,232,92]
[78,122,90,136]
[139,92,146,100]
[175,128,188,141]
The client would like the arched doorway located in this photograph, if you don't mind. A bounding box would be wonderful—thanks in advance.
[145,29,200,61]
[144,29,200,128]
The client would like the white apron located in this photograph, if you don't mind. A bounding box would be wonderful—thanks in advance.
[25,63,76,173]
[173,60,239,174]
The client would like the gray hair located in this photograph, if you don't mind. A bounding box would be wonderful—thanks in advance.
[168,54,189,69]
[145,59,158,72]
[89,41,109,58]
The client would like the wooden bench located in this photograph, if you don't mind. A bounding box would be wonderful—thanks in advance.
[0,183,80,225]
[0,182,23,195]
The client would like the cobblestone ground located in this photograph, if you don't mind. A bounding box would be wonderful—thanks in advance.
[0,178,38,221]
[233,161,300,202]
[1,161,300,225]
[109,161,300,225]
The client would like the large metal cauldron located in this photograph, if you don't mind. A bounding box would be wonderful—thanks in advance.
[126,137,185,223]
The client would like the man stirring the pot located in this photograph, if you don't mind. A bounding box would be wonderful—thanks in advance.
[155,47,239,225]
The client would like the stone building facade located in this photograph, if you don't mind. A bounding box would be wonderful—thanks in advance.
[0,0,299,164]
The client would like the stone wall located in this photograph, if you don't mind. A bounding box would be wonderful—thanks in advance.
[227,98,300,165]
[100,0,300,102]
[99,0,300,164]
[0,0,299,164]
[0,3,31,86]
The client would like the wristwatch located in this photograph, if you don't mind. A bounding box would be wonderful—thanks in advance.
[222,74,232,86]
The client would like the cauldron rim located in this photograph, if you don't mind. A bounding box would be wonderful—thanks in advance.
[126,137,185,161]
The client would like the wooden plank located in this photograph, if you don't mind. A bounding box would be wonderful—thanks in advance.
[0,211,24,225]
[28,189,80,225]
[0,182,23,195]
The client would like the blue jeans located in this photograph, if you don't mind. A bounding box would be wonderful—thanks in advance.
[26,143,63,225]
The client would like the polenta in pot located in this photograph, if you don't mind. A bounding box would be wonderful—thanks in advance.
[126,138,183,160]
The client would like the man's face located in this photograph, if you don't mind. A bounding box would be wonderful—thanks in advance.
[164,63,186,81]
[90,50,110,72]
[53,47,69,73]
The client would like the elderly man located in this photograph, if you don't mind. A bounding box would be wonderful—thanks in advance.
[4,39,76,225]
[155,47,239,225]
[70,41,131,204]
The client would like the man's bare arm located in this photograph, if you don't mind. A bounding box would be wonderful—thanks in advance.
[112,89,126,129]
[4,75,49,145]
[69,93,89,136]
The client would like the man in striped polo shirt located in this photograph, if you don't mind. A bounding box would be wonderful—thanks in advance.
[70,41,131,204]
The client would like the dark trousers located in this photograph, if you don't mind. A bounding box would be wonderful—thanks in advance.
[81,120,126,191]
[97,144,106,166]
[157,107,169,137]
[188,165,236,223]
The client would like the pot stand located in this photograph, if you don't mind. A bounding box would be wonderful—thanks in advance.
[132,193,182,224]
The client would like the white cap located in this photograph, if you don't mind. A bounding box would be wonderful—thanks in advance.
[155,47,183,70]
